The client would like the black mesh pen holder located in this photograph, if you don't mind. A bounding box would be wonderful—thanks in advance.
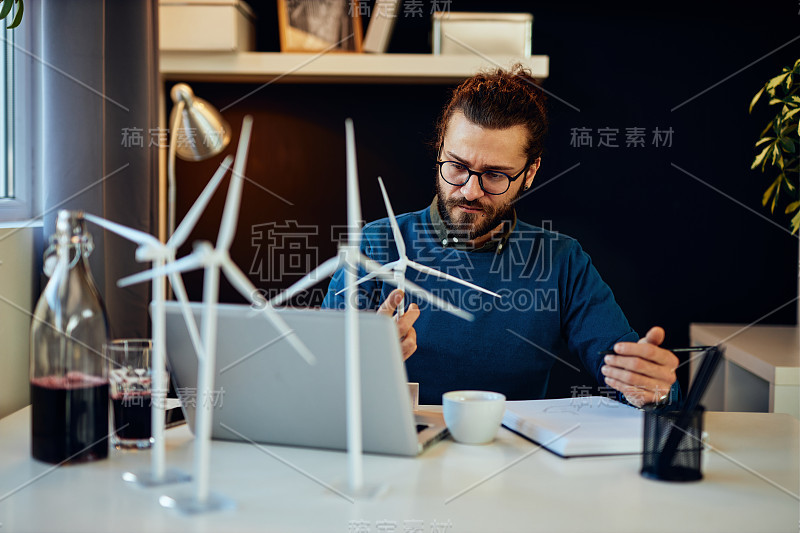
[641,406,705,482]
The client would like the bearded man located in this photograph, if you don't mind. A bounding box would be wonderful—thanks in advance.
[322,66,679,408]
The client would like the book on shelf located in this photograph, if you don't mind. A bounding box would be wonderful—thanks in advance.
[363,0,402,53]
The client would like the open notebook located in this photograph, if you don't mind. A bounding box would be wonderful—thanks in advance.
[502,396,644,457]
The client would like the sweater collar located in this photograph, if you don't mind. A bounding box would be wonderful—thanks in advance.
[428,196,515,255]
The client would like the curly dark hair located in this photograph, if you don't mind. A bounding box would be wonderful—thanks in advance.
[435,64,549,162]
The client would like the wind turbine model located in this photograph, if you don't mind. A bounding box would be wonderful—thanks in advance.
[119,116,316,514]
[336,176,502,317]
[84,155,234,488]
[268,120,474,496]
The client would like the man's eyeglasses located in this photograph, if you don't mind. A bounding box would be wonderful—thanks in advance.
[436,160,529,195]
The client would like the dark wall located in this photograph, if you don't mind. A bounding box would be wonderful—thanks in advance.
[172,0,799,397]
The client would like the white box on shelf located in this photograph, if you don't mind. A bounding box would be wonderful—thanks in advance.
[159,0,256,52]
[432,12,533,57]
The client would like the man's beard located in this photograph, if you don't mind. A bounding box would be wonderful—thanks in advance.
[436,180,519,242]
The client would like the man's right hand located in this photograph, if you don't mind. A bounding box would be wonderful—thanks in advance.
[378,289,420,361]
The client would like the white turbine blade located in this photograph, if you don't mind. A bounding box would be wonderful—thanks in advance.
[334,259,400,296]
[168,271,206,361]
[216,254,263,306]
[377,177,406,258]
[269,256,341,307]
[345,119,362,250]
[217,116,254,251]
[406,260,503,299]
[219,257,316,365]
[376,270,473,322]
[84,213,162,249]
[118,252,205,287]
[168,155,234,249]
[357,253,474,322]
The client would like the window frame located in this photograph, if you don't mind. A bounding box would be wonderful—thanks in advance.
[0,5,36,223]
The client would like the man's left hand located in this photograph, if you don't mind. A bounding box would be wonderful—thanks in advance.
[601,326,678,408]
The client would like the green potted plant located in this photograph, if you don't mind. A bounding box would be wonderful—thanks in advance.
[750,59,800,234]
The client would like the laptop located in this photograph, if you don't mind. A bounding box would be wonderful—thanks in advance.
[162,301,448,456]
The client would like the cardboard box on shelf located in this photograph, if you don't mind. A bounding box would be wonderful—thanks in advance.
[432,12,532,57]
[159,0,256,52]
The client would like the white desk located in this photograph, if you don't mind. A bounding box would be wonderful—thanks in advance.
[689,323,800,418]
[0,406,797,533]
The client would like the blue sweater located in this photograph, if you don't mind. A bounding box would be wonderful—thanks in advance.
[321,205,641,405]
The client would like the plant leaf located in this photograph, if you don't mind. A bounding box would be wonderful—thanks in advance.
[8,0,23,29]
[767,72,790,92]
[750,86,765,113]
[786,201,800,214]
[780,136,796,154]
[763,175,781,209]
[752,142,772,170]
[755,136,775,147]
[786,95,800,106]
[767,95,799,107]
[791,209,800,234]
[771,176,781,213]
[0,0,13,20]
[781,172,795,191]
[785,107,800,121]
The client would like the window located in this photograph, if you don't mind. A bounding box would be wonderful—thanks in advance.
[0,4,34,223]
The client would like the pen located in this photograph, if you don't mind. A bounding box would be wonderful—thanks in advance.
[598,346,714,356]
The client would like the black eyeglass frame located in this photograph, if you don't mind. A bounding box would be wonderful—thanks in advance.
[435,159,531,196]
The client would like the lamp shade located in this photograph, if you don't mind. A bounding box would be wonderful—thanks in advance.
[169,83,231,161]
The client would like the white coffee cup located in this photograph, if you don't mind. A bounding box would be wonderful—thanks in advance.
[442,390,506,445]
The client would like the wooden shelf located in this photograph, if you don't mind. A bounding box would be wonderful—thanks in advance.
[160,51,549,84]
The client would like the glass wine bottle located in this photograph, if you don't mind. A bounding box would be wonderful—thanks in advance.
[30,210,110,464]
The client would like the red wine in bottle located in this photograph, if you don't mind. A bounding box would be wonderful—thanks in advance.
[30,211,111,464]
[30,374,109,464]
